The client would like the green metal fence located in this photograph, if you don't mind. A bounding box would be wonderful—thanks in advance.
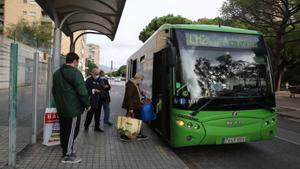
[0,35,50,168]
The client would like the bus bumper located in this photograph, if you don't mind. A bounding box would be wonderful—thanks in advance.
[170,110,277,148]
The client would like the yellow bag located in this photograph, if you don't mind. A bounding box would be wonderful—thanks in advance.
[117,116,142,139]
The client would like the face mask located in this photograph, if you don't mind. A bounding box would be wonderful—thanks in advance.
[139,80,143,86]
[95,75,99,79]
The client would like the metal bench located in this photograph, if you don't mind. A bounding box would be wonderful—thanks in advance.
[289,85,300,98]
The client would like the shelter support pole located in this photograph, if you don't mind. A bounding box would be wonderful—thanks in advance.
[9,43,18,168]
[69,34,74,52]
[53,28,61,72]
[72,32,102,51]
[32,52,39,144]
[46,56,53,107]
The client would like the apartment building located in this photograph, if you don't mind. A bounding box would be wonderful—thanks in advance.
[2,0,87,72]
[86,43,100,67]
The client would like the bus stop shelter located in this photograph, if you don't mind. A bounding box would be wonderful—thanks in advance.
[35,0,126,107]
[8,0,126,167]
[36,0,126,71]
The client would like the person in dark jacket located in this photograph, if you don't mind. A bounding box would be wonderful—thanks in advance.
[121,72,148,141]
[52,52,91,163]
[98,70,113,126]
[84,68,104,132]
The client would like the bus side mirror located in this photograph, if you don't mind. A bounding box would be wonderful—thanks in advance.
[167,46,177,67]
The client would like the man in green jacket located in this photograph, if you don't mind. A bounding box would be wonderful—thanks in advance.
[52,52,90,163]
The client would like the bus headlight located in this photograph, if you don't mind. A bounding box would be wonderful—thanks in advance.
[176,120,185,126]
[265,120,270,126]
[271,118,276,123]
[187,122,193,128]
[194,124,200,129]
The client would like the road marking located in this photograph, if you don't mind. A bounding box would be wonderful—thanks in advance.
[275,136,300,146]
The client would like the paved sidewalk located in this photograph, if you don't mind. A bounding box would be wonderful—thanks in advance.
[0,126,31,169]
[1,114,189,169]
[2,90,297,169]
[276,91,300,119]
[0,126,9,168]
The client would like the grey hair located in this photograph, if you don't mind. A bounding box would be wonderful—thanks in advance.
[133,72,144,79]
[92,68,99,75]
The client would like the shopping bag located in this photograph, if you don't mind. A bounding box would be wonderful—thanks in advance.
[117,116,142,139]
[42,108,60,146]
[140,103,156,121]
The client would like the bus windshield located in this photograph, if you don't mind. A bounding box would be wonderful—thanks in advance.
[173,29,274,110]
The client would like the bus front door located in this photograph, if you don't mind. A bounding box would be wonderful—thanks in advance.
[152,49,170,141]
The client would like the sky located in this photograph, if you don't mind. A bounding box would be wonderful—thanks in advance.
[86,0,225,69]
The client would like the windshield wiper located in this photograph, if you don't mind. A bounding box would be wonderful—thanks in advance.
[191,97,214,116]
[245,102,275,112]
[218,102,275,112]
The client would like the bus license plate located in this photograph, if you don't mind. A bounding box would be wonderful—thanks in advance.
[223,137,246,144]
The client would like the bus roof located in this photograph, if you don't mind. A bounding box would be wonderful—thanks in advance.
[162,24,262,35]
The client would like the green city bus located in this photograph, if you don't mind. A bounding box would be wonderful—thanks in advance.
[126,24,277,147]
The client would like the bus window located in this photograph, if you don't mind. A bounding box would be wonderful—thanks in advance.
[140,56,145,63]
[173,29,275,110]
[131,59,137,77]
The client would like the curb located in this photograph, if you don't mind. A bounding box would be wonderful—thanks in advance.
[277,112,300,120]
[277,105,300,111]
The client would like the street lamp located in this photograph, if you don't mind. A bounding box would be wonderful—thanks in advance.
[111,60,113,77]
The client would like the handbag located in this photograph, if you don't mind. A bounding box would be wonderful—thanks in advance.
[98,78,110,101]
[117,116,142,139]
[99,90,109,100]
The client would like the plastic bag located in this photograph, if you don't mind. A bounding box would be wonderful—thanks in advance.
[117,116,142,139]
[42,108,60,146]
[140,103,156,121]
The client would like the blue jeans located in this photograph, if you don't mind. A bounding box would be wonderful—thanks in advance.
[102,102,111,123]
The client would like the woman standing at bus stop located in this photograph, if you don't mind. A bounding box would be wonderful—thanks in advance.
[121,72,148,141]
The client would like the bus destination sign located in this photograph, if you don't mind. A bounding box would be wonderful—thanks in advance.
[185,32,258,49]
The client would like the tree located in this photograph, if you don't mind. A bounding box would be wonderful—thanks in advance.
[86,59,98,76]
[221,0,300,91]
[0,2,3,34]
[139,14,192,42]
[196,17,252,29]
[283,64,300,85]
[0,18,3,34]
[5,19,52,49]
[117,65,127,77]
[280,27,300,85]
[112,65,126,77]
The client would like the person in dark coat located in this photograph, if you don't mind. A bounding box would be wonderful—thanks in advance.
[84,68,103,132]
[98,70,113,126]
[121,72,148,141]
[52,52,90,163]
